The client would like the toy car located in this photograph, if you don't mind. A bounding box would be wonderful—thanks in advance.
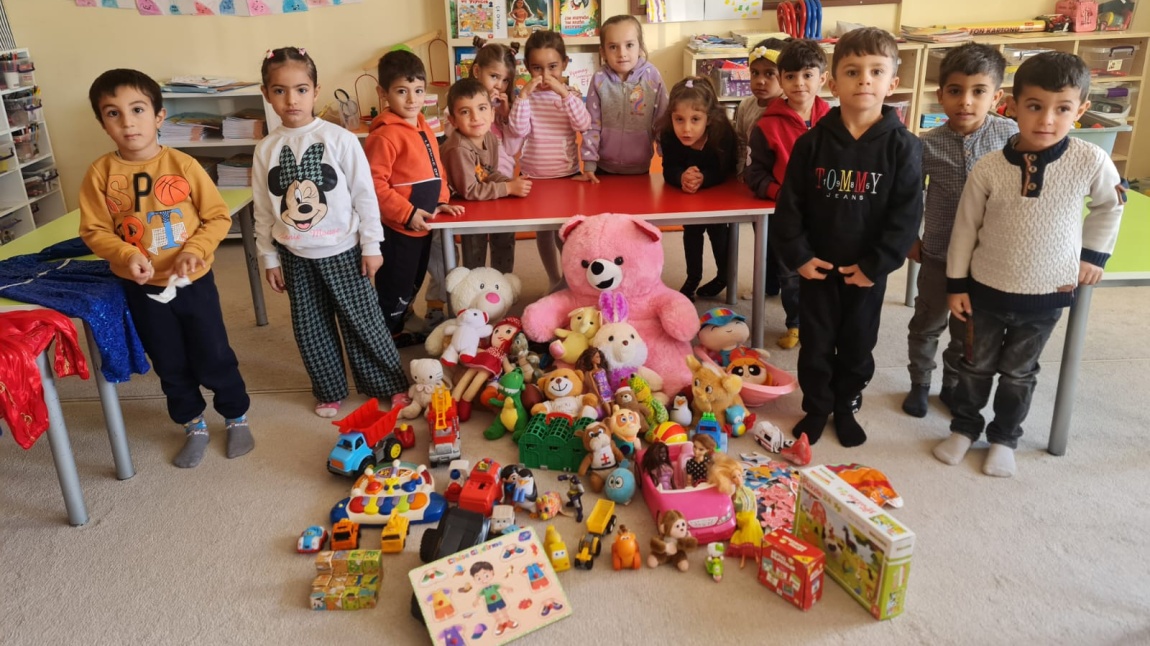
[636,441,736,544]
[412,507,491,620]
[380,514,410,553]
[544,524,571,573]
[297,525,328,554]
[457,457,502,517]
[329,461,446,527]
[331,518,360,550]
[328,398,416,477]
[573,499,617,570]
[427,385,462,467]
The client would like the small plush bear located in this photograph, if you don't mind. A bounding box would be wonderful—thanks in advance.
[440,308,492,367]
[399,358,451,420]
[530,368,601,421]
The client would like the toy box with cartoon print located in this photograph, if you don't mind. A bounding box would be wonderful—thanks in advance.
[758,530,825,611]
[794,465,915,620]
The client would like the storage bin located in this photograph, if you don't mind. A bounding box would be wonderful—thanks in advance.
[712,65,751,98]
[1069,112,1131,156]
[1002,47,1055,86]
[1088,82,1137,120]
[1080,44,1139,76]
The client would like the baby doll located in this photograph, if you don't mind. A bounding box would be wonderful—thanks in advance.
[642,441,675,491]
[684,434,717,487]
[708,451,764,567]
[452,317,523,422]
[648,510,698,572]
[697,307,750,367]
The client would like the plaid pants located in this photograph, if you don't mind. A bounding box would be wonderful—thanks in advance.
[278,244,409,402]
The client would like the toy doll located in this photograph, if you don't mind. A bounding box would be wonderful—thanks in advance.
[708,451,764,567]
[648,510,699,572]
[452,316,523,421]
[684,434,717,487]
[642,441,675,491]
[575,347,613,415]
[697,308,750,367]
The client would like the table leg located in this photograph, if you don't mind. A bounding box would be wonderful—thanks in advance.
[82,324,134,480]
[726,223,739,307]
[37,348,89,526]
[441,227,458,272]
[905,259,920,307]
[751,214,767,348]
[237,204,268,327]
[1048,284,1093,456]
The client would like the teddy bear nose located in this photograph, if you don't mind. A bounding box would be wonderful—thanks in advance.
[591,260,604,274]
[485,292,500,304]
[622,340,629,346]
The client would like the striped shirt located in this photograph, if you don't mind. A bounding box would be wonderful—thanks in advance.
[508,88,592,179]
[920,115,1018,259]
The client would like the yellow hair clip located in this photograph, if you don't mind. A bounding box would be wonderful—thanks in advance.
[749,46,780,65]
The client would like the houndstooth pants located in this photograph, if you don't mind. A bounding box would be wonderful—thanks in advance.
[277,244,409,403]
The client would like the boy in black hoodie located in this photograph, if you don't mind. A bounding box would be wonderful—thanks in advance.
[772,27,923,447]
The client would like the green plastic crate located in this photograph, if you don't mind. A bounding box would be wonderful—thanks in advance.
[517,414,594,472]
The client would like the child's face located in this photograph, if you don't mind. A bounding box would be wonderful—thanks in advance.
[937,72,1003,136]
[749,59,782,104]
[261,61,317,129]
[528,47,567,83]
[380,77,426,123]
[781,67,827,108]
[448,93,494,140]
[475,62,510,98]
[671,103,708,149]
[1008,85,1089,152]
[98,86,164,162]
[829,53,899,115]
[601,21,641,78]
[474,568,493,584]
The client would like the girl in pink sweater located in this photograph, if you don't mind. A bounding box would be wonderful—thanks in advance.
[508,29,592,290]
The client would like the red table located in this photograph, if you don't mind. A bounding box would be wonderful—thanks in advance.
[430,174,775,347]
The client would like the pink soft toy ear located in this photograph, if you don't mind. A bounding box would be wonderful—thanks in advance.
[559,215,589,243]
[598,290,629,324]
[629,216,662,242]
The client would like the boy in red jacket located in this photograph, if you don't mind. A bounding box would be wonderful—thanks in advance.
[364,50,465,347]
[745,39,831,350]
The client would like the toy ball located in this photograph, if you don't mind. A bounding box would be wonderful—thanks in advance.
[603,466,637,505]
[154,174,191,206]
[650,421,688,445]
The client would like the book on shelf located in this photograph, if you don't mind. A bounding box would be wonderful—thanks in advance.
[900,26,973,43]
[192,155,224,183]
[163,76,257,94]
[508,0,550,38]
[160,112,222,143]
[687,34,745,52]
[217,153,254,188]
[936,20,1046,36]
[565,52,597,98]
[223,108,267,140]
[729,29,789,48]
[458,0,507,39]
[557,0,598,37]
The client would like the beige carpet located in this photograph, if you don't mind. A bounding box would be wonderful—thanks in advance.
[3,232,1149,645]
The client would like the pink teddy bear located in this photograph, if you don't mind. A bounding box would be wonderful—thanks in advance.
[523,214,700,396]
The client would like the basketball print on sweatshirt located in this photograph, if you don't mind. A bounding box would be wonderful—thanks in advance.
[268,143,339,233]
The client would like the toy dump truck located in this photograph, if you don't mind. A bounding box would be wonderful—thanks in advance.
[327,398,415,477]
[573,499,617,570]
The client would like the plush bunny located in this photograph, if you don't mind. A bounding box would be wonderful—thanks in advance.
[439,308,492,367]
[591,291,664,398]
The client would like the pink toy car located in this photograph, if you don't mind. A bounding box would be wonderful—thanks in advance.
[636,441,736,544]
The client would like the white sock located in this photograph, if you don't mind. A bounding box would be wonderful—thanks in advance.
[983,443,1017,478]
[933,433,973,466]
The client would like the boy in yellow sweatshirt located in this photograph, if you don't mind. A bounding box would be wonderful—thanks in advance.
[79,69,253,468]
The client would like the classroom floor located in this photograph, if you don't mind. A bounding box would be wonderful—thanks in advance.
[2,229,1148,645]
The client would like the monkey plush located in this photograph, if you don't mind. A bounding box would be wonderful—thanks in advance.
[647,510,698,572]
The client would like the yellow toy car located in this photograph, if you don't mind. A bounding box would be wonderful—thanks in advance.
[380,514,410,553]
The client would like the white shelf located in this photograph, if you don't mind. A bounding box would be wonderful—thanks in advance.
[28,186,60,204]
[0,85,34,97]
[162,85,263,98]
[164,138,263,148]
[0,203,23,218]
[18,152,51,169]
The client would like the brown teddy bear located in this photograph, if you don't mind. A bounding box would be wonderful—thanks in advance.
[576,422,624,492]
[530,368,601,420]
[647,510,698,572]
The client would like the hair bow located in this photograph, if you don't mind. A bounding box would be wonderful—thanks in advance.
[685,79,694,89]
[749,46,780,65]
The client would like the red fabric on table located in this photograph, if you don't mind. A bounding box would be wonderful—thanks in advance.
[0,310,89,449]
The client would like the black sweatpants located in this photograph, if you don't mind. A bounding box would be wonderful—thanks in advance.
[123,270,249,424]
[797,272,887,416]
[377,230,432,335]
[682,223,729,284]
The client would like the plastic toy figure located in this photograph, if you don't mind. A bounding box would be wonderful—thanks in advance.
[684,434,717,487]
[500,464,537,511]
[708,452,765,567]
[444,459,470,503]
[603,466,637,506]
[642,441,675,491]
[611,525,642,570]
[544,524,572,572]
[647,510,699,572]
[705,542,725,582]
[558,474,585,522]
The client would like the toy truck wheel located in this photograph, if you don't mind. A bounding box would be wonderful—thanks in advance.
[585,554,594,570]
[605,515,617,535]
[358,458,375,477]
[420,528,440,563]
[592,536,602,557]
[384,438,402,461]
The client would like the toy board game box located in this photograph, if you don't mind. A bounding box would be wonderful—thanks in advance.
[759,530,825,611]
[794,465,915,620]
[409,526,572,644]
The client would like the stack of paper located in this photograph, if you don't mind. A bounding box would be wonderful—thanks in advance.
[192,155,224,183]
[163,76,256,94]
[217,154,253,187]
[900,26,973,43]
[159,113,222,143]
[223,108,266,140]
[730,30,789,48]
[687,33,745,52]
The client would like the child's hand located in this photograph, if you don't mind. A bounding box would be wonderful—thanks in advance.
[126,253,154,285]
[681,166,703,193]
[362,254,383,281]
[492,91,511,119]
[521,75,543,97]
[907,239,922,263]
[838,264,873,287]
[507,177,533,197]
[574,170,599,184]
[436,203,466,217]
[542,73,569,98]
[265,267,285,293]
[409,210,431,232]
[948,293,972,322]
[798,257,833,280]
[173,251,204,278]
[1078,260,1104,286]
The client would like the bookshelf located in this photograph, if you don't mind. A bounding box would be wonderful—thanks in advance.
[0,48,66,245]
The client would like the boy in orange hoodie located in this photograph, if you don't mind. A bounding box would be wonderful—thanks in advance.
[363,50,465,347]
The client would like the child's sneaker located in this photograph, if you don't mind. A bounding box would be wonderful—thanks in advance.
[225,415,255,458]
[174,416,209,468]
[315,401,341,418]
[777,328,800,349]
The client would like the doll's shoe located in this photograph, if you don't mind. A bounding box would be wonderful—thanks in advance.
[777,328,800,349]
[315,401,341,418]
[457,399,472,423]
[696,277,727,299]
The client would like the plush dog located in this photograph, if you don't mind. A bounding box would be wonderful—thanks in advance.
[576,422,624,492]
[530,368,600,420]
[522,214,699,395]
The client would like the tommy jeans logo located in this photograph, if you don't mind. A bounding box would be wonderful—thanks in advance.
[814,168,883,200]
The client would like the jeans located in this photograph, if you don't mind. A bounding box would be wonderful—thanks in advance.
[950,305,1062,448]
[907,255,964,387]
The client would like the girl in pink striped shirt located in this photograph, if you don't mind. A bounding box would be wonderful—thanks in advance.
[508,30,592,290]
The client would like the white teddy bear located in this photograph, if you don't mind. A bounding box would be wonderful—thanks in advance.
[399,358,451,420]
[425,267,522,357]
[439,308,492,367]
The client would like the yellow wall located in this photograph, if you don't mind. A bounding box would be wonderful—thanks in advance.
[5,0,1146,207]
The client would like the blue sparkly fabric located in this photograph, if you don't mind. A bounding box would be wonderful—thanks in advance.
[0,239,150,383]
